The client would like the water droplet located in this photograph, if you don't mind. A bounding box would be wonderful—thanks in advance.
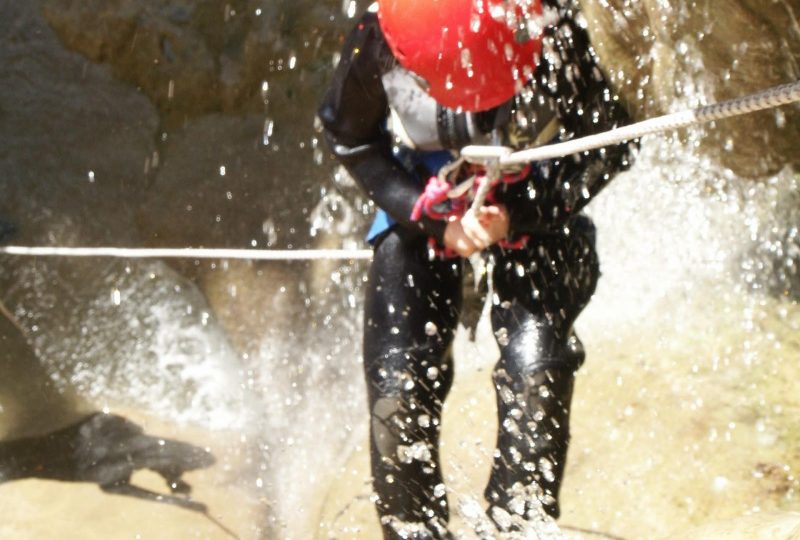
[424,321,438,336]
[712,476,729,491]
[343,0,357,18]
[470,14,481,32]
[260,81,269,103]
[489,4,505,21]
[495,327,509,346]
[539,456,555,482]
[262,218,278,246]
[724,137,734,152]
[263,118,274,146]
[490,506,514,529]
[775,109,787,128]
[110,288,121,306]
[398,441,431,463]
[504,43,514,61]
[444,74,454,91]
[460,48,472,69]
[397,445,413,464]
[426,366,439,380]
[219,165,227,176]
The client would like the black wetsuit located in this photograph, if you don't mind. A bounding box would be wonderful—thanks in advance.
[319,3,635,538]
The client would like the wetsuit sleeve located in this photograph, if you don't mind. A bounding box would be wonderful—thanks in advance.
[317,12,447,243]
[499,4,637,236]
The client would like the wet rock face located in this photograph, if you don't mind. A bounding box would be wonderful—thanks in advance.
[0,0,254,430]
[38,0,800,178]
[42,0,345,123]
[39,0,353,252]
[580,0,800,177]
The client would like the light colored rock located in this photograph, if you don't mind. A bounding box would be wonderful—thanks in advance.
[665,512,800,540]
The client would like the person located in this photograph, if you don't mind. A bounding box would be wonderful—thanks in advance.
[318,0,636,537]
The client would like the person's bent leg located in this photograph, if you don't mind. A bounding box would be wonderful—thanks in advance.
[484,216,599,527]
[364,228,463,539]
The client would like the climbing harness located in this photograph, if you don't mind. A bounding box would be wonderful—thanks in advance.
[1,79,799,262]
[410,159,531,257]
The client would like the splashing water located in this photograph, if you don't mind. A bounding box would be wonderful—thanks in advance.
[2,0,800,538]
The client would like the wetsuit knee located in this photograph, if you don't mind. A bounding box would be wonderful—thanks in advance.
[491,216,600,340]
[491,296,587,376]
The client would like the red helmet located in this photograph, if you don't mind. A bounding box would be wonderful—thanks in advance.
[378,0,543,112]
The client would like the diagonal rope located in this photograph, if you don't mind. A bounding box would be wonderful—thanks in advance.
[460,79,800,212]
[463,79,800,167]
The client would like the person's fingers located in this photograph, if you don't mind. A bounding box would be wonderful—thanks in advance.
[461,212,493,247]
[477,206,499,226]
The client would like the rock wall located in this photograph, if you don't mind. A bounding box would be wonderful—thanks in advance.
[42,0,344,123]
[580,0,800,177]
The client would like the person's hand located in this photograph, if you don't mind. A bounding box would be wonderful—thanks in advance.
[443,219,481,258]
[443,204,509,257]
[461,204,509,249]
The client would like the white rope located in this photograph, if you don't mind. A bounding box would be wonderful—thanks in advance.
[0,245,373,261]
[465,79,800,166]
